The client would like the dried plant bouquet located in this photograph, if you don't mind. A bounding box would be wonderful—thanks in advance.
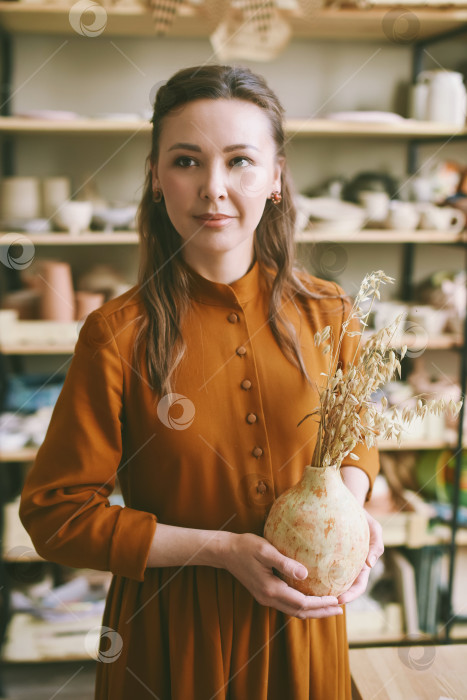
[264,270,463,596]
[300,270,463,470]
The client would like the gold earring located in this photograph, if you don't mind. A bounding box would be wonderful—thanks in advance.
[152,189,163,203]
[270,191,282,205]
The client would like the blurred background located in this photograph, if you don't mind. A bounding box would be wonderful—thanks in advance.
[0,1,467,697]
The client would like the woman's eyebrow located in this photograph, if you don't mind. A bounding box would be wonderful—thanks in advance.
[167,142,260,153]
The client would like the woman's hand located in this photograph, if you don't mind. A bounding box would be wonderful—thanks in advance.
[223,532,343,619]
[337,509,384,606]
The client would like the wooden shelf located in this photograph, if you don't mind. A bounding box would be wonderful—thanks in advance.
[2,610,104,663]
[2,230,466,245]
[377,438,459,451]
[362,332,463,350]
[1,115,467,139]
[296,229,467,244]
[2,437,464,463]
[374,510,467,548]
[286,119,467,140]
[0,115,151,135]
[1,3,467,41]
[0,231,139,244]
[0,447,39,463]
[0,323,461,356]
[0,343,75,355]
[2,338,460,355]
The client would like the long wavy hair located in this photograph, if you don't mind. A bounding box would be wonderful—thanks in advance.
[134,64,335,398]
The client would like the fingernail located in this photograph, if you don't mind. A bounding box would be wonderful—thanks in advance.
[368,554,377,567]
[294,567,307,580]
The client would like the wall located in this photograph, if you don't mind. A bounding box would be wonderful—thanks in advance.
[8,31,467,380]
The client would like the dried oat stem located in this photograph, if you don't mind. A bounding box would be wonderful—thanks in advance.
[304,270,463,470]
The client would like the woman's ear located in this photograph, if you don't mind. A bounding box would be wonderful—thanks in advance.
[150,160,160,191]
[272,156,284,193]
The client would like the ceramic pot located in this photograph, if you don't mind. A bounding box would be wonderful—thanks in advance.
[42,177,71,220]
[0,177,41,220]
[263,465,369,597]
[74,291,105,320]
[37,261,75,321]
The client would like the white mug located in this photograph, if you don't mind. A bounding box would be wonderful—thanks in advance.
[418,204,465,233]
[53,201,93,235]
[385,201,420,230]
[358,190,390,225]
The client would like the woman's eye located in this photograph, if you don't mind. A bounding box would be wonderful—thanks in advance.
[231,156,252,167]
[175,156,197,167]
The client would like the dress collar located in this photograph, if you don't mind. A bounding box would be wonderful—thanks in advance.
[181,257,263,307]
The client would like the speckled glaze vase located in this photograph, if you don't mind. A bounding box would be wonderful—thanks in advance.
[263,465,369,597]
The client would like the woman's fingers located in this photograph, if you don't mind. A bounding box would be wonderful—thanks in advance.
[254,540,344,617]
[336,512,384,606]
[263,571,342,618]
[227,534,343,618]
[365,511,384,568]
[260,545,308,582]
[271,588,343,619]
[337,564,371,605]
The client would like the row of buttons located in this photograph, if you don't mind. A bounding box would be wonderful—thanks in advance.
[230,313,265,482]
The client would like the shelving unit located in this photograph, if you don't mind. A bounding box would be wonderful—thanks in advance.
[1,2,467,675]
[0,436,463,465]
[0,231,139,245]
[1,2,467,39]
[2,115,467,139]
[0,331,462,356]
[3,229,467,244]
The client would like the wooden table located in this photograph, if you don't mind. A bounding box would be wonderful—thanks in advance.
[350,645,467,699]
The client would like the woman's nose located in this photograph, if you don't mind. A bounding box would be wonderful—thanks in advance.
[199,163,228,200]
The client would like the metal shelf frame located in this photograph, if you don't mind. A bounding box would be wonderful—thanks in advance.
[410,26,467,641]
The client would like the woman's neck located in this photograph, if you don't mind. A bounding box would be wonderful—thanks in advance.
[181,243,256,284]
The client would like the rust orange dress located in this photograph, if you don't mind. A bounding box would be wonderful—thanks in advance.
[19,259,379,699]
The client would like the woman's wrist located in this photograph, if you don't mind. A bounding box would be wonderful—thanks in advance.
[340,466,370,507]
[146,522,236,570]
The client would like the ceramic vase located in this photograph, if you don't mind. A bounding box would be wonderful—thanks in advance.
[263,465,369,597]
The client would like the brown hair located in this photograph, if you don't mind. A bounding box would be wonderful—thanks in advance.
[134,64,330,398]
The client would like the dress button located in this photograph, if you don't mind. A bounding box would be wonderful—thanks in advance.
[236,346,247,357]
[246,413,257,424]
[238,474,274,509]
[228,312,239,323]
[252,446,263,458]
[241,379,252,390]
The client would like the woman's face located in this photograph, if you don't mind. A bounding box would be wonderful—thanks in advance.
[151,98,282,263]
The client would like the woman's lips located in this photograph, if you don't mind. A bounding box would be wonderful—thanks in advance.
[195,214,234,227]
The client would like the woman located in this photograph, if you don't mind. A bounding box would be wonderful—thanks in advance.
[19,64,383,699]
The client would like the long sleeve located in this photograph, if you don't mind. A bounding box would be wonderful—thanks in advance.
[19,310,157,582]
